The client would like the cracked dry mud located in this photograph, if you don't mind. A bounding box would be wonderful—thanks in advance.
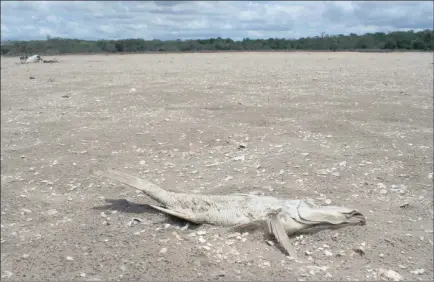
[1,52,433,281]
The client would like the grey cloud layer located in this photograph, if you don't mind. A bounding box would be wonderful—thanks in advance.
[1,1,432,40]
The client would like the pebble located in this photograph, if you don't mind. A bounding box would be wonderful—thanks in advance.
[379,189,388,194]
[1,271,13,279]
[65,256,74,261]
[266,240,274,246]
[324,250,333,257]
[238,143,247,149]
[410,269,425,275]
[127,218,142,227]
[172,231,182,240]
[21,254,30,259]
[226,239,235,245]
[232,155,246,161]
[159,247,167,254]
[46,209,58,216]
[316,169,329,175]
[354,246,365,256]
[309,270,315,276]
[379,269,402,281]
[227,232,241,238]
[41,180,54,185]
[198,237,206,243]
[21,208,32,214]
[196,230,206,236]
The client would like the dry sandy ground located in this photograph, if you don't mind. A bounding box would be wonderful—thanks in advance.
[1,52,433,281]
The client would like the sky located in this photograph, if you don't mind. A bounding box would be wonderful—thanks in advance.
[1,1,433,41]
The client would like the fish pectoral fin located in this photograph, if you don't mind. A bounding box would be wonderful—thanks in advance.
[230,220,266,232]
[148,204,203,224]
[267,213,298,260]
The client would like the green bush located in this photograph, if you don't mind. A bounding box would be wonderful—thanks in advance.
[1,29,432,56]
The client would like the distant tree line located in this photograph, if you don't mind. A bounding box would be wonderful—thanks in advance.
[1,29,433,56]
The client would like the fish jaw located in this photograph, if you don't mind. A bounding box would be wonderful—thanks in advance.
[343,210,366,225]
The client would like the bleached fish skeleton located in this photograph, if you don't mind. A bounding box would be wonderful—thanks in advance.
[94,169,366,257]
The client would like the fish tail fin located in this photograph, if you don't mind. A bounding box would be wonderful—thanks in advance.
[93,168,174,205]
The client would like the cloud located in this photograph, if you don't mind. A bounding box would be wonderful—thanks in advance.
[1,1,432,41]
